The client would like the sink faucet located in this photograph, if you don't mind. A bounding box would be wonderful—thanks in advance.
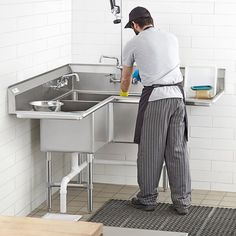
[99,55,122,83]
[99,55,120,67]
[61,73,80,84]
[50,73,80,89]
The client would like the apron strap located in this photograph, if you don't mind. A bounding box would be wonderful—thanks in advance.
[134,86,154,144]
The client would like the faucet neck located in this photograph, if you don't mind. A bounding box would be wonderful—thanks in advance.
[99,55,120,67]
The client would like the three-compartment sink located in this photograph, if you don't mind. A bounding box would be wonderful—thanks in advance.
[7,64,140,152]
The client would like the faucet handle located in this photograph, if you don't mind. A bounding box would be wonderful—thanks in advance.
[105,73,121,83]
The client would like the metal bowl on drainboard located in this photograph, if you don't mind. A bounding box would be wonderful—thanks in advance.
[29,101,64,112]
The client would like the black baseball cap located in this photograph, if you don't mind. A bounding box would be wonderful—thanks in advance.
[124,6,152,28]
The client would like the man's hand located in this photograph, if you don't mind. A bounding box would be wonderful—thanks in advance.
[132,69,141,82]
[119,90,129,97]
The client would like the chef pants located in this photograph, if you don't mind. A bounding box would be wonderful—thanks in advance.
[136,98,191,208]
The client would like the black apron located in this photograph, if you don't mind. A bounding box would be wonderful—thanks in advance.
[134,82,188,144]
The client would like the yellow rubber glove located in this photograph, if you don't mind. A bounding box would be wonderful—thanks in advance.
[119,90,129,97]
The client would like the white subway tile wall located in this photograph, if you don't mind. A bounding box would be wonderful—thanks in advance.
[1,0,236,217]
[0,0,71,216]
[72,0,236,192]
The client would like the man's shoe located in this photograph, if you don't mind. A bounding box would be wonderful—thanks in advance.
[174,206,189,215]
[131,197,156,211]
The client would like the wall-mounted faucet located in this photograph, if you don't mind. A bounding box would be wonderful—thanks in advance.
[50,73,80,89]
[62,73,80,83]
[99,55,122,83]
[99,55,120,67]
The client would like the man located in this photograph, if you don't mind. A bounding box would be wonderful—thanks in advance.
[120,6,191,215]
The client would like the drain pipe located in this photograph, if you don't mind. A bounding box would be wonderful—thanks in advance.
[60,153,87,213]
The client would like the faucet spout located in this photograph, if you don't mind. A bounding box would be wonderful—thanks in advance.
[62,73,80,82]
[50,73,80,89]
[99,55,120,67]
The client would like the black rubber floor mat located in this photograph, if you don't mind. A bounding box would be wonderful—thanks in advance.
[88,199,236,236]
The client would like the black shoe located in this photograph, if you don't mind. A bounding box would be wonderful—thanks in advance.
[174,206,190,215]
[131,197,156,211]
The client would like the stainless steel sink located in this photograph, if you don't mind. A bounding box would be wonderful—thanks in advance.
[39,94,114,153]
[60,100,99,112]
[40,100,111,153]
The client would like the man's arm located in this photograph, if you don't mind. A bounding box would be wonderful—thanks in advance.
[120,65,133,94]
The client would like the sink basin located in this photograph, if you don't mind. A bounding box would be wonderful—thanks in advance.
[59,91,112,102]
[60,100,98,112]
[40,98,111,153]
[40,102,110,152]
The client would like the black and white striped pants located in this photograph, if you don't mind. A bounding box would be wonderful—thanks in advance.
[136,98,191,208]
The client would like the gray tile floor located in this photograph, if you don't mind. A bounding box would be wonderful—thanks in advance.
[28,183,236,220]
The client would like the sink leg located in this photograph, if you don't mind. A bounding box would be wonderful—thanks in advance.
[163,164,168,192]
[87,154,94,213]
[77,153,83,184]
[46,152,52,211]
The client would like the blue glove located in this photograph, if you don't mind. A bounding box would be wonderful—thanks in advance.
[132,69,141,82]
